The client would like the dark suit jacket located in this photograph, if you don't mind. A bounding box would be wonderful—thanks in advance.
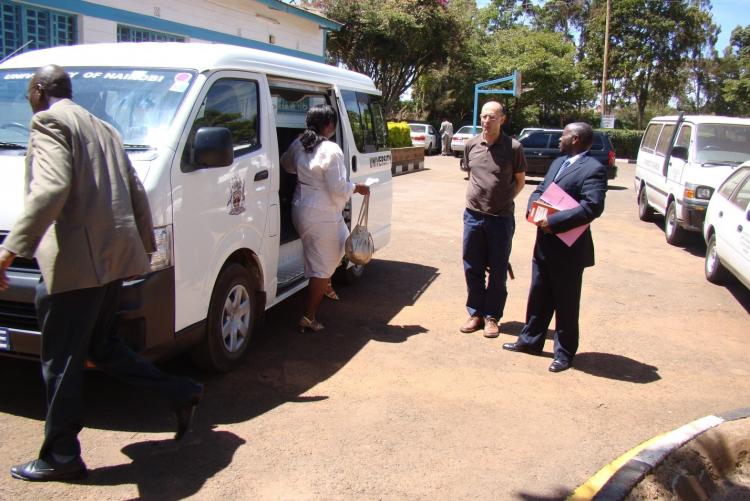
[527,153,607,268]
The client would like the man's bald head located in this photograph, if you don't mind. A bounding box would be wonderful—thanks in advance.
[32,64,72,99]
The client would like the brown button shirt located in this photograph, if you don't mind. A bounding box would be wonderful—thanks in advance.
[464,132,527,217]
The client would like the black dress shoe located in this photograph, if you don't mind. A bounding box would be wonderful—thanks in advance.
[502,342,542,355]
[174,383,203,441]
[549,359,571,373]
[10,457,86,482]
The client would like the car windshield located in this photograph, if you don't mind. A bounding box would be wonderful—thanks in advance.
[695,124,750,165]
[457,126,478,135]
[0,67,197,149]
[408,124,426,133]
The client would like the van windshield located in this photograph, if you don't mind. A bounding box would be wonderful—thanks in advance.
[0,68,197,149]
[695,123,750,165]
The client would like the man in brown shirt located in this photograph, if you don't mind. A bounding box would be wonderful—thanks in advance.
[460,101,526,337]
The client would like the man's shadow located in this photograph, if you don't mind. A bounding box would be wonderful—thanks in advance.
[501,321,660,383]
[0,259,438,494]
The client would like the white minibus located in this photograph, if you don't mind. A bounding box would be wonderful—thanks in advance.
[0,43,392,371]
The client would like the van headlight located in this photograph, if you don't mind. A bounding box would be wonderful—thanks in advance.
[684,183,713,200]
[149,225,173,271]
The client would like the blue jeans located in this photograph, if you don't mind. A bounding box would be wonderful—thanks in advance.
[463,208,515,320]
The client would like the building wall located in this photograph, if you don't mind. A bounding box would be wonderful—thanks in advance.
[6,0,335,62]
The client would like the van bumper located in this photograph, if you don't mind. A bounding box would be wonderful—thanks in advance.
[0,268,175,361]
[682,200,708,231]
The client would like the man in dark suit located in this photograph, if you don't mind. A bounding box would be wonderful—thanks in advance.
[0,65,202,481]
[502,122,607,372]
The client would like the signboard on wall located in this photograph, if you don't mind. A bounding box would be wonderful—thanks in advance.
[600,115,615,129]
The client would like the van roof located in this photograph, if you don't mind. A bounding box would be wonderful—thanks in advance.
[650,115,750,125]
[0,42,379,94]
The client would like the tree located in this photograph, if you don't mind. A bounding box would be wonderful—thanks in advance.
[579,0,716,128]
[321,0,462,116]
[484,27,595,128]
[720,25,750,116]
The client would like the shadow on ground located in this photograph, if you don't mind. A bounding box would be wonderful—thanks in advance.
[0,258,439,497]
[573,352,660,383]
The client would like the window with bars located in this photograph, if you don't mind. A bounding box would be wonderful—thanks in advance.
[0,1,76,60]
[117,25,185,43]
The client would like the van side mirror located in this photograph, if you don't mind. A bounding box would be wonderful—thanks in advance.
[186,127,234,171]
[671,145,688,161]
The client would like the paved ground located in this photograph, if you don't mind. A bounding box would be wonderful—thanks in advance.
[1,156,749,500]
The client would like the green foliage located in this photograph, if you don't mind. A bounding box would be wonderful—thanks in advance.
[602,129,644,160]
[386,122,412,148]
[322,0,463,116]
[719,26,750,116]
[579,0,716,128]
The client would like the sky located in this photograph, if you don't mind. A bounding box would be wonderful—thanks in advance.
[474,0,750,52]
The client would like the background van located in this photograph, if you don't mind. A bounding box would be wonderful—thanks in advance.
[634,115,750,245]
[0,42,392,371]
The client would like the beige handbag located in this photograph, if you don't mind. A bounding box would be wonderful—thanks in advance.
[345,194,374,265]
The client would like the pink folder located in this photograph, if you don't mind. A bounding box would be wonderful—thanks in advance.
[537,182,588,247]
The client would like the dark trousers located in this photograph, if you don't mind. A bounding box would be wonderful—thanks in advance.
[462,208,515,320]
[517,257,584,363]
[35,279,194,459]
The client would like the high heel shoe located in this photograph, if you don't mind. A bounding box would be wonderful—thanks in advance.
[298,316,324,332]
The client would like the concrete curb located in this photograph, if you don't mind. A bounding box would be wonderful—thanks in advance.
[569,407,750,500]
[391,160,424,176]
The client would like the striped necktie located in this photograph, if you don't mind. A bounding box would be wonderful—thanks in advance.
[554,158,572,181]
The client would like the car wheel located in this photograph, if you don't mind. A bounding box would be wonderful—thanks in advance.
[638,185,654,222]
[191,262,256,372]
[664,200,685,246]
[705,233,728,284]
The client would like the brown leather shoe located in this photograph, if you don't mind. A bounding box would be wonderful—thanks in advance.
[483,317,499,338]
[459,315,483,333]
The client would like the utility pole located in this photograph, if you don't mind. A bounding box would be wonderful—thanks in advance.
[600,0,611,122]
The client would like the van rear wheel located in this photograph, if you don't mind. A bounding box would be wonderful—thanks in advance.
[192,263,256,372]
[664,200,685,246]
[638,186,653,221]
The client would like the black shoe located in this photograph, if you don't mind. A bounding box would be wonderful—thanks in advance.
[10,457,86,482]
[174,383,203,441]
[502,342,542,355]
[549,359,571,373]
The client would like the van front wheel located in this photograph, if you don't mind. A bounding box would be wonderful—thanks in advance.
[192,263,256,372]
[664,200,685,246]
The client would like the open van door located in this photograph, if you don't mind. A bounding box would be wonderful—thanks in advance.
[338,89,393,256]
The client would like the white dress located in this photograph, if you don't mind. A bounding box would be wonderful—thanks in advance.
[281,137,355,278]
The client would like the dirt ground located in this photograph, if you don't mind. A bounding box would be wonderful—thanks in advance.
[1,156,749,501]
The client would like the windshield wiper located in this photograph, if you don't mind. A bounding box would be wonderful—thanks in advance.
[0,141,26,150]
[702,160,742,167]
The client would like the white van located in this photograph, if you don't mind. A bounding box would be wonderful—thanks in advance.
[0,43,392,371]
[635,115,750,244]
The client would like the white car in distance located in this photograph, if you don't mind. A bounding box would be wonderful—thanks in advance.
[703,161,750,290]
[451,125,479,156]
[408,123,438,154]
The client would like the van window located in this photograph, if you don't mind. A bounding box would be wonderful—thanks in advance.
[734,177,750,210]
[675,125,692,149]
[695,124,750,165]
[641,123,662,152]
[192,78,260,156]
[655,124,675,156]
[341,90,388,153]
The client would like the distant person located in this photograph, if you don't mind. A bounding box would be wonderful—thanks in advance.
[503,122,607,372]
[460,102,526,338]
[0,65,202,482]
[281,104,369,332]
[440,117,453,155]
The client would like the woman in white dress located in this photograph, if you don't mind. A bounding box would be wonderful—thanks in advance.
[281,104,370,332]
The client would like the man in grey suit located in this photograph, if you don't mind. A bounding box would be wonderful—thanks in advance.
[0,65,202,482]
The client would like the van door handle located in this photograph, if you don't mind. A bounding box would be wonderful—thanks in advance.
[739,225,744,232]
[352,156,358,173]
[254,170,269,182]
[718,211,723,218]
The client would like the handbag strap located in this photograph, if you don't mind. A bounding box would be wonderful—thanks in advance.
[356,193,369,228]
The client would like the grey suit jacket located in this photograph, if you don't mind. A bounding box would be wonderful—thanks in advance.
[3,99,156,294]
